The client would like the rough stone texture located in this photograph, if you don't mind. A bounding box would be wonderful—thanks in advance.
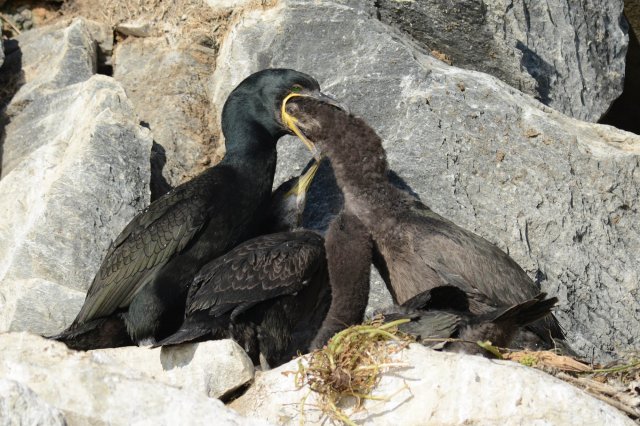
[1,18,97,175]
[93,339,255,399]
[115,20,153,38]
[0,18,152,336]
[0,39,4,70]
[0,333,270,426]
[113,36,218,193]
[210,0,640,361]
[232,343,634,425]
[375,0,628,123]
[0,379,67,426]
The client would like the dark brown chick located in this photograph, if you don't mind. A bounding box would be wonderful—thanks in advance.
[284,97,564,350]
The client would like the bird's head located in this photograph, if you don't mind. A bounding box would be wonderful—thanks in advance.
[282,96,348,158]
[222,69,341,158]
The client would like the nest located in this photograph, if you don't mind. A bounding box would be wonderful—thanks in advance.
[293,318,412,425]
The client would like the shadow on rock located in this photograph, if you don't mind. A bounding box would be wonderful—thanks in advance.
[0,39,25,177]
[159,343,198,370]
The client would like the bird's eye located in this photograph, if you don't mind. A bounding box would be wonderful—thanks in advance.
[291,85,303,93]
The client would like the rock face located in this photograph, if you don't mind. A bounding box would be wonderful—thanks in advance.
[113,37,218,194]
[0,379,66,426]
[375,0,628,122]
[232,343,635,425]
[0,18,152,335]
[211,0,640,361]
[93,339,255,399]
[0,333,267,426]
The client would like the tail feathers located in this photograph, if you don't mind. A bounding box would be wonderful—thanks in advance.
[46,316,132,351]
[493,293,558,327]
[47,317,105,341]
[152,326,211,348]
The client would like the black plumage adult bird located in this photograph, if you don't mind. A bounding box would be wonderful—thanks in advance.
[52,69,334,349]
[155,162,329,367]
[283,97,564,350]
[156,160,373,367]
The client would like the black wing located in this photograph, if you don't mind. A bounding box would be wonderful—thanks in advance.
[72,168,234,325]
[187,230,325,317]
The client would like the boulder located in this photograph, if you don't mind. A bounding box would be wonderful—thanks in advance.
[210,0,640,361]
[0,379,66,426]
[112,30,218,194]
[231,343,635,425]
[0,333,268,426]
[93,339,255,399]
[0,18,152,336]
[375,0,628,122]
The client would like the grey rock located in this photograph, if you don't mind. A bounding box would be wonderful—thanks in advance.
[375,0,628,122]
[93,339,255,399]
[0,39,4,70]
[210,0,640,361]
[115,20,153,38]
[113,37,218,193]
[0,333,271,426]
[0,17,152,336]
[0,74,152,335]
[0,18,151,338]
[231,343,635,425]
[1,18,100,175]
[0,379,67,426]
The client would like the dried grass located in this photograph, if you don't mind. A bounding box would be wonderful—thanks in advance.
[502,348,640,422]
[292,318,412,425]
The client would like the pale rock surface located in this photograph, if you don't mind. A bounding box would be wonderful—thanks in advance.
[0,379,67,426]
[204,0,260,9]
[210,0,640,361]
[93,339,255,399]
[0,18,152,336]
[0,333,268,426]
[231,343,635,425]
[115,20,153,38]
[112,34,218,193]
[375,0,628,122]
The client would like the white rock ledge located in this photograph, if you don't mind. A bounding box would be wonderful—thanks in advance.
[0,333,266,425]
[231,343,635,425]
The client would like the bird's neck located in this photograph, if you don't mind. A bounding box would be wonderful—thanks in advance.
[219,104,279,172]
[217,110,279,224]
[325,142,397,231]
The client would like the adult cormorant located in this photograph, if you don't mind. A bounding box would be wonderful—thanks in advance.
[155,162,328,365]
[156,160,373,366]
[282,97,564,349]
[52,69,334,349]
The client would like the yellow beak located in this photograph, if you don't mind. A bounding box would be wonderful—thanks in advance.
[281,93,322,161]
[286,159,320,198]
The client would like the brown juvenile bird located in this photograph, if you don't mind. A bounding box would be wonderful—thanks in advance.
[283,97,564,350]
[382,287,558,356]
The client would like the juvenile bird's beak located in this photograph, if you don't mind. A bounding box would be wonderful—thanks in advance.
[281,91,346,161]
[286,159,320,198]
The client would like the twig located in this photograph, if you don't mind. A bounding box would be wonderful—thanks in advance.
[582,361,640,375]
[557,373,639,419]
[0,13,21,35]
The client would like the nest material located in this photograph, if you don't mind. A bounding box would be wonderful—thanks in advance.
[292,319,639,424]
[293,318,412,425]
[503,349,640,422]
